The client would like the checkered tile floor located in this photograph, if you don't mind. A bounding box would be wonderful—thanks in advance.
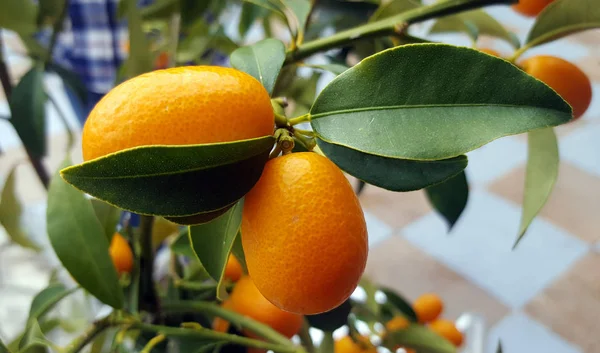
[1,6,599,353]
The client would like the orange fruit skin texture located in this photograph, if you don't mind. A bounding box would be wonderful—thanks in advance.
[224,254,243,282]
[213,300,234,333]
[229,276,303,338]
[428,319,464,347]
[521,56,592,120]
[109,233,133,274]
[242,152,368,315]
[512,0,554,16]
[334,336,377,353]
[413,293,444,324]
[82,66,274,161]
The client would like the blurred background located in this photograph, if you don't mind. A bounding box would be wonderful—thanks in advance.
[0,1,598,352]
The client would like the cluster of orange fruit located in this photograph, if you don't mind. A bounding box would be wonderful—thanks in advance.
[83,66,369,316]
[512,0,554,17]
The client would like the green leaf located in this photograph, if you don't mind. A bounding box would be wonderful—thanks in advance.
[525,0,600,49]
[380,287,418,322]
[515,128,558,248]
[231,232,248,274]
[430,10,520,48]
[310,44,572,161]
[140,0,178,20]
[383,324,456,353]
[19,320,52,353]
[317,139,467,191]
[188,200,244,300]
[284,0,311,41]
[425,171,469,230]
[37,0,65,26]
[47,159,124,309]
[47,63,87,107]
[359,277,380,317]
[90,199,120,242]
[319,332,334,353]
[304,63,349,75]
[124,0,153,77]
[242,0,286,18]
[171,229,196,258]
[0,0,37,35]
[0,337,11,353]
[306,299,352,331]
[0,166,40,250]
[60,136,274,218]
[370,0,421,21]
[9,65,47,157]
[28,283,76,322]
[239,2,268,37]
[230,39,286,96]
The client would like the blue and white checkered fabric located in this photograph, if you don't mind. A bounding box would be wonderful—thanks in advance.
[38,0,153,94]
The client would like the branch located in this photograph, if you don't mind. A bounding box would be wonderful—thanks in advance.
[45,0,69,66]
[139,215,159,315]
[285,0,517,63]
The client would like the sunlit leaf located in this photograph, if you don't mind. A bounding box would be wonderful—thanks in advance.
[189,200,244,300]
[525,0,600,48]
[230,39,286,95]
[383,324,456,353]
[9,65,47,157]
[515,128,558,247]
[0,166,40,250]
[426,171,469,230]
[284,0,311,41]
[0,337,11,353]
[310,44,571,161]
[47,159,124,309]
[61,137,274,218]
[19,320,53,353]
[28,283,76,322]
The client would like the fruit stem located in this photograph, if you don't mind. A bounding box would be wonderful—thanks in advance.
[161,301,294,347]
[507,44,530,64]
[285,0,517,63]
[140,334,165,353]
[298,320,316,353]
[288,114,310,125]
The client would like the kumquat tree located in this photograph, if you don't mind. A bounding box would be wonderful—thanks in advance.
[0,0,598,352]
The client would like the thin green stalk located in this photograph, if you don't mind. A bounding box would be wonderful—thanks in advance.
[162,301,292,347]
[63,317,113,353]
[140,334,165,353]
[45,0,69,66]
[288,114,310,125]
[507,44,531,63]
[298,320,315,353]
[46,93,74,151]
[174,280,232,292]
[285,0,517,63]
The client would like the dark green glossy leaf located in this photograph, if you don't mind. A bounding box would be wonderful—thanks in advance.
[0,0,37,35]
[382,324,456,353]
[48,159,123,309]
[515,128,558,248]
[48,63,87,106]
[430,10,520,48]
[310,44,571,161]
[305,63,349,75]
[189,200,244,300]
[124,0,153,77]
[231,231,248,274]
[317,139,468,191]
[230,39,286,95]
[526,0,600,49]
[61,136,274,217]
[0,166,40,250]
[371,0,421,21]
[28,283,76,322]
[171,228,196,258]
[380,287,418,322]
[426,171,469,230]
[91,199,120,242]
[0,338,11,353]
[307,299,352,331]
[9,65,47,157]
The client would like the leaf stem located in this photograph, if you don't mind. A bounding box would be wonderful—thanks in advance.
[285,0,517,63]
[288,114,310,125]
[507,44,531,63]
[140,334,165,353]
[63,316,112,353]
[162,301,293,347]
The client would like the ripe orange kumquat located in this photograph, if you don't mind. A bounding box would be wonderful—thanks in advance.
[228,276,303,338]
[82,66,274,161]
[428,319,464,347]
[242,152,368,315]
[224,254,243,282]
[109,233,133,274]
[413,293,444,323]
[521,55,592,120]
[334,336,377,353]
[385,316,410,332]
[512,0,554,17]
